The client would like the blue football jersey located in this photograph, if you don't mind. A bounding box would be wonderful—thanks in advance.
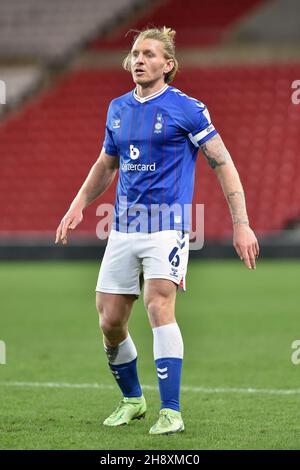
[103,84,218,232]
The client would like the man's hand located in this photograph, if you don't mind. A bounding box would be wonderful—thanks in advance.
[55,207,83,245]
[233,224,259,270]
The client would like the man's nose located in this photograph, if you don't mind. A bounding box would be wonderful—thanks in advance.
[135,53,144,63]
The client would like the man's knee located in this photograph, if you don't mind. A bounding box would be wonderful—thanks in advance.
[97,301,122,334]
[99,314,122,335]
[96,292,134,335]
[146,296,167,316]
[145,296,175,327]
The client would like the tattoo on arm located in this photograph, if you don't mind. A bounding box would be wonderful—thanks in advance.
[200,136,231,169]
[226,191,249,225]
[200,135,249,226]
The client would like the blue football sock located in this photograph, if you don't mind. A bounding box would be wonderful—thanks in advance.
[153,323,184,412]
[104,335,142,398]
[155,357,182,412]
[109,358,142,398]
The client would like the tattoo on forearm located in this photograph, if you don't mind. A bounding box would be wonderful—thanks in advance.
[200,136,249,225]
[226,191,249,225]
[200,138,230,169]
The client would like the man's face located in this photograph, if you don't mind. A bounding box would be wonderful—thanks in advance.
[131,38,173,86]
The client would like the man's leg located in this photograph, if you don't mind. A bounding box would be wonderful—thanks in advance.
[96,292,146,425]
[144,279,184,435]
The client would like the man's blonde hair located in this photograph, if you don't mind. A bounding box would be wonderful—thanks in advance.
[123,26,178,84]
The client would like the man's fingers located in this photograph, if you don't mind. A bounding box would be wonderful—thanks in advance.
[55,212,82,244]
[234,244,243,260]
[61,218,72,241]
[243,245,257,269]
[243,253,251,270]
[69,219,78,230]
[234,231,259,269]
[249,245,256,269]
[239,246,252,269]
[55,223,63,244]
[255,241,260,258]
[55,217,72,244]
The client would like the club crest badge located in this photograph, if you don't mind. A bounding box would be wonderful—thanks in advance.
[154,113,163,134]
[113,119,121,129]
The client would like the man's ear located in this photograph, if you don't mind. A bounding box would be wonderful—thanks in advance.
[164,60,174,74]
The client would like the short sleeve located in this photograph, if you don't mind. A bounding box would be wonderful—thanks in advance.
[103,102,118,157]
[171,89,218,147]
[186,101,218,147]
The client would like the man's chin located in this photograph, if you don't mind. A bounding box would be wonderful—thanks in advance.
[133,77,147,86]
[132,74,152,86]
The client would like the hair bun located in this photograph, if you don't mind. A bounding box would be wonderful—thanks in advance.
[163,26,176,41]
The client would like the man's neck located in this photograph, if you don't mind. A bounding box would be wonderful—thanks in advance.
[135,81,167,98]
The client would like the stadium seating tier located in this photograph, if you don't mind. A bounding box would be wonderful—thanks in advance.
[1,64,300,239]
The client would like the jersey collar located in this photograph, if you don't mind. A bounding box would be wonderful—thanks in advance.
[133,84,169,103]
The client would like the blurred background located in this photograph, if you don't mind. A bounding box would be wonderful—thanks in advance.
[0,0,300,258]
[0,0,300,450]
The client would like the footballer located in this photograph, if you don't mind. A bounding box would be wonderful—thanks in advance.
[55,26,259,435]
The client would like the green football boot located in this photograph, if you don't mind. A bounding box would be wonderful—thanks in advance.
[149,408,185,435]
[103,395,147,426]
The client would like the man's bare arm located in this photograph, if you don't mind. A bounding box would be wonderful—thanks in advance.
[55,148,118,244]
[200,134,259,269]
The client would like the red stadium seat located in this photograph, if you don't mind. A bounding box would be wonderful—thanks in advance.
[1,64,300,239]
[89,0,266,49]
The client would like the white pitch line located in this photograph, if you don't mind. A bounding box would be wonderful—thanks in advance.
[0,381,300,396]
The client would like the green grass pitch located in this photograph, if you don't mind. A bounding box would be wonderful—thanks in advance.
[0,259,299,450]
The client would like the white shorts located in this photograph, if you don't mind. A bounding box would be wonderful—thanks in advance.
[96,229,189,296]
